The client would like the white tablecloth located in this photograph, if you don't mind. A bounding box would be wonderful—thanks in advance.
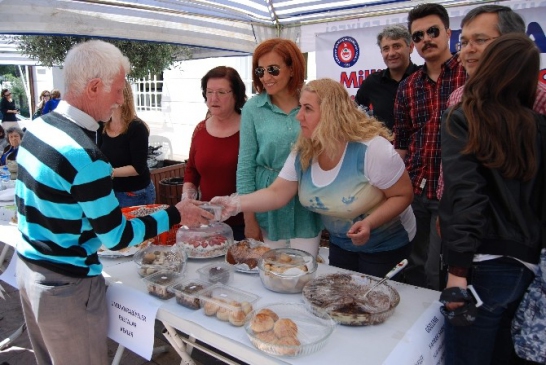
[0,223,444,365]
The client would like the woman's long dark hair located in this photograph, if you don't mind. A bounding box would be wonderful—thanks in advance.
[456,33,540,181]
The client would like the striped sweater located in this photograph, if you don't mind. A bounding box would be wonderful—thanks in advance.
[15,112,180,277]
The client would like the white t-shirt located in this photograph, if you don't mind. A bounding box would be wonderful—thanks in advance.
[279,136,405,189]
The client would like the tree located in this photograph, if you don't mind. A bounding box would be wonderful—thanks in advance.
[15,35,191,80]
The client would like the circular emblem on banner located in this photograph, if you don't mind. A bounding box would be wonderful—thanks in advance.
[333,36,360,68]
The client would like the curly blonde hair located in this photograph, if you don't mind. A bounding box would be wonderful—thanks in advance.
[295,78,392,170]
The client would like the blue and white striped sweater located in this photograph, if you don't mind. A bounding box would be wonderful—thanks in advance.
[15,113,180,277]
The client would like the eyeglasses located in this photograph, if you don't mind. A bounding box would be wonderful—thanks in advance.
[254,65,281,78]
[411,26,442,43]
[205,89,232,98]
[455,37,498,52]
[44,94,51,97]
[4,93,11,97]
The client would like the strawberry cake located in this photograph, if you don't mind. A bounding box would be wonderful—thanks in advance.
[176,222,233,258]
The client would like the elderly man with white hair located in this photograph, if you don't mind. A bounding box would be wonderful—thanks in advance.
[14,40,211,365]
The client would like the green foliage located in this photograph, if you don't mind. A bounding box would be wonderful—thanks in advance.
[0,66,17,77]
[16,35,191,80]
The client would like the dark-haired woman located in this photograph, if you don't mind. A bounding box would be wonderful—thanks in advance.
[439,33,544,365]
[1,89,19,130]
[182,66,247,240]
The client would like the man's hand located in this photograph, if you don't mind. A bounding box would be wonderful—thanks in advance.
[444,273,468,311]
[175,199,213,228]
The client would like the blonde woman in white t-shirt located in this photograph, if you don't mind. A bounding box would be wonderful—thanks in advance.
[213,78,415,277]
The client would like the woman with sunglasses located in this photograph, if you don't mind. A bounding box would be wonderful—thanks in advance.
[213,78,415,277]
[1,88,19,130]
[42,89,62,115]
[236,38,323,257]
[182,66,247,240]
[33,90,51,119]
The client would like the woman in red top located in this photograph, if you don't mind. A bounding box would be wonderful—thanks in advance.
[183,66,247,240]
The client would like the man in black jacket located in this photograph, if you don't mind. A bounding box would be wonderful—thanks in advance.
[354,24,420,130]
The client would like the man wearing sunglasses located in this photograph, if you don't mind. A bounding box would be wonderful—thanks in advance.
[354,24,420,131]
[393,3,467,291]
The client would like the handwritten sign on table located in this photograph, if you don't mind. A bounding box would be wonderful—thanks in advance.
[106,282,161,360]
[383,301,445,365]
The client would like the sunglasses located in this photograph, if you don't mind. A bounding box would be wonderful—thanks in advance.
[254,65,281,78]
[411,26,442,43]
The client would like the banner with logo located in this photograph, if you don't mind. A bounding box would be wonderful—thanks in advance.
[314,0,546,98]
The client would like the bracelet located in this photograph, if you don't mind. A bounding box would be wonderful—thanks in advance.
[448,266,469,278]
[111,169,115,179]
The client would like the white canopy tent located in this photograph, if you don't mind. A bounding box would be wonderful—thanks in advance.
[0,0,494,63]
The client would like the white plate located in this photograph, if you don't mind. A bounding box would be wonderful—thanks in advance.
[98,243,145,257]
[227,258,260,274]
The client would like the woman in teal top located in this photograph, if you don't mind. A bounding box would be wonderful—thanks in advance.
[237,38,323,256]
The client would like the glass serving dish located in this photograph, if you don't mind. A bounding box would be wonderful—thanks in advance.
[133,241,187,277]
[198,284,259,327]
[175,222,233,259]
[257,248,317,293]
[245,303,336,357]
[302,273,400,326]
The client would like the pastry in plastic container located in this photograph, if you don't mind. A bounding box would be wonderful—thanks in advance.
[142,270,184,299]
[197,262,234,284]
[176,222,233,259]
[167,279,213,309]
[245,303,336,357]
[198,284,259,326]
[258,248,317,293]
[226,239,271,273]
[302,273,400,326]
[133,242,187,277]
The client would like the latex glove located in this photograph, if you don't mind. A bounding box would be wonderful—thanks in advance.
[175,199,213,228]
[347,219,372,246]
[210,193,241,221]
[181,188,197,201]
